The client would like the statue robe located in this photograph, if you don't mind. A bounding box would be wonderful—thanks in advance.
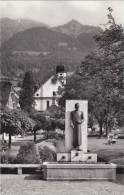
[71,110,84,148]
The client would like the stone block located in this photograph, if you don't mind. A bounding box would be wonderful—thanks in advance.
[71,150,83,162]
[82,153,97,162]
[71,150,97,162]
[57,153,71,162]
[43,162,116,181]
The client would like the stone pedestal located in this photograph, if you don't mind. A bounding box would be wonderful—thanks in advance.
[57,151,97,163]
[57,153,71,162]
[65,100,88,152]
[71,150,97,162]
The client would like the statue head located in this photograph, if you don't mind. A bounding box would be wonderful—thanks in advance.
[75,103,79,110]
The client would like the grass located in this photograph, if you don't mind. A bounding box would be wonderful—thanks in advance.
[88,137,124,165]
[1,135,124,165]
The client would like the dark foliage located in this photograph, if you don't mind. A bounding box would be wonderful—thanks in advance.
[19,71,36,113]
[59,8,124,136]
[15,142,41,164]
[0,109,35,147]
[38,146,56,162]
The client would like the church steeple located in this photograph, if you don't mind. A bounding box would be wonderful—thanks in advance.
[56,65,66,85]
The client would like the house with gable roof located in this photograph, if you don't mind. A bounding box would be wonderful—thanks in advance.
[0,76,20,111]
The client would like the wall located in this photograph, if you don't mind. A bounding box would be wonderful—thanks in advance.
[42,77,60,97]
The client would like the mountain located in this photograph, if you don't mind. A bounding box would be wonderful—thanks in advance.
[2,23,99,53]
[53,19,102,37]
[1,26,87,83]
[0,18,48,43]
[2,26,79,52]
[1,19,102,84]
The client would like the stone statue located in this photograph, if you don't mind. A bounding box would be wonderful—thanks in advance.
[70,103,84,149]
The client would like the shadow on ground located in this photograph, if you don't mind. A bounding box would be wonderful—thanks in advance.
[24,174,43,180]
[24,173,124,186]
[115,174,124,185]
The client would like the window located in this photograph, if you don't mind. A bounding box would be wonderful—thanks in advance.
[53,91,56,96]
[47,100,50,109]
[36,93,39,96]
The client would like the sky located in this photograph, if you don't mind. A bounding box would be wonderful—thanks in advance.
[0,1,124,27]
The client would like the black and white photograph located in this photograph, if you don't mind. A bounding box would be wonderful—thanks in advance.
[0,1,124,194]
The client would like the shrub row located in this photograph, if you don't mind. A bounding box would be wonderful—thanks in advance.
[1,142,56,164]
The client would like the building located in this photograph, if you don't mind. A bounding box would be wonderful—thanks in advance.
[6,86,20,109]
[0,76,20,110]
[34,65,67,111]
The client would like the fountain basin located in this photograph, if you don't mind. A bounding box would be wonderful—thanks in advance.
[43,162,116,181]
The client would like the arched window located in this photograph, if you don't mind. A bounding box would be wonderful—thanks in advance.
[47,100,50,109]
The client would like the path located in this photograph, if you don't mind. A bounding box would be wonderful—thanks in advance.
[1,174,124,195]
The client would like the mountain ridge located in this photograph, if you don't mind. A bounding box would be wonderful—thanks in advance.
[0,17,49,43]
[0,17,102,43]
[1,18,102,84]
[53,19,102,37]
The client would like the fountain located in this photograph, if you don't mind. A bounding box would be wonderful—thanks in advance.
[43,100,116,180]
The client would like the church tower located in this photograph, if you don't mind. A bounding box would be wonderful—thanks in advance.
[56,65,66,85]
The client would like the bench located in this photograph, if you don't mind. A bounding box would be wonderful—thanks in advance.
[107,133,118,144]
[0,164,42,174]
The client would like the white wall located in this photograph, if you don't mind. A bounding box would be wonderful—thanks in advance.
[34,99,43,111]
[42,77,60,97]
[34,86,43,98]
[34,75,65,111]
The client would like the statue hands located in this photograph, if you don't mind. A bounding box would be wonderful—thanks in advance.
[70,121,74,128]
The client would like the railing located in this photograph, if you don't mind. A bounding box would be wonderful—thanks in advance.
[0,164,42,174]
[0,163,123,174]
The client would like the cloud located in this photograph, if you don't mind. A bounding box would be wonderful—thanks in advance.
[0,1,124,27]
[69,1,101,12]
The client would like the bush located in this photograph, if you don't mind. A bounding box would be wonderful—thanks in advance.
[47,131,58,139]
[56,119,65,130]
[1,150,16,164]
[7,155,16,164]
[15,142,41,164]
[38,146,56,162]
[44,131,64,140]
[1,152,8,163]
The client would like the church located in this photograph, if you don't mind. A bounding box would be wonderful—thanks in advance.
[34,65,68,111]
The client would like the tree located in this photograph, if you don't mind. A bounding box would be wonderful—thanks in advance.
[59,7,124,136]
[84,7,124,135]
[19,71,36,113]
[33,122,41,143]
[1,110,21,148]
[30,111,52,142]
[0,109,35,148]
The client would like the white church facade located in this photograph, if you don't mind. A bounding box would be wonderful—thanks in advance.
[34,66,67,111]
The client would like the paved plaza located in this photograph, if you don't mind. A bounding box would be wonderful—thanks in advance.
[1,174,124,195]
